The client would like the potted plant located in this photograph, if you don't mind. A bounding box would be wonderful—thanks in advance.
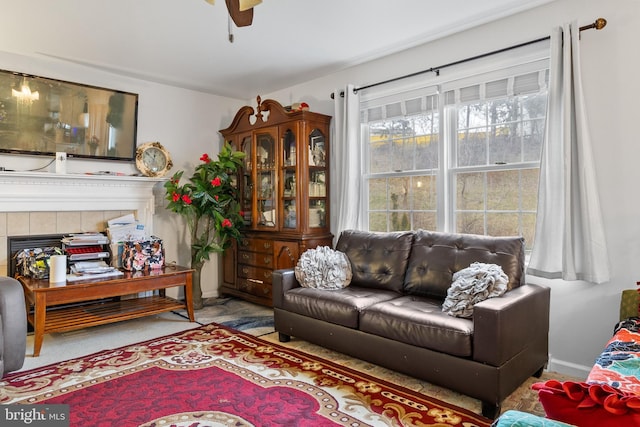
[164,143,245,309]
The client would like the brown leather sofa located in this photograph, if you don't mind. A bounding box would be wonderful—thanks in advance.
[273,229,550,419]
[0,276,27,377]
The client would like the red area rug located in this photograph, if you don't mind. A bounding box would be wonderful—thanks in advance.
[1,323,491,426]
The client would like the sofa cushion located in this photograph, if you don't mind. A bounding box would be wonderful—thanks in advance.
[494,410,574,427]
[359,295,473,357]
[441,262,509,318]
[294,246,352,290]
[403,229,525,299]
[282,285,400,329]
[533,380,640,427]
[335,230,414,292]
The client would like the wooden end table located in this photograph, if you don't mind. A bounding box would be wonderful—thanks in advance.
[17,265,195,356]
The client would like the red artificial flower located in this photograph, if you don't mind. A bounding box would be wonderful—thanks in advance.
[221,218,232,228]
[172,192,180,202]
[239,211,244,217]
[211,177,221,187]
[200,153,211,163]
[181,194,192,204]
[214,195,219,201]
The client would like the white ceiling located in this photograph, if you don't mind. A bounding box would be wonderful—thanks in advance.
[0,0,554,99]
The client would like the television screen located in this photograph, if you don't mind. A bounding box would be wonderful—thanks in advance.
[0,69,138,161]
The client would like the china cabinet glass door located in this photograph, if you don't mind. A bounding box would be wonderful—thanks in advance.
[240,136,253,226]
[308,128,327,229]
[282,128,297,229]
[256,132,276,228]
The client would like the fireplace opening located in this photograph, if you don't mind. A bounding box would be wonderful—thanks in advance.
[7,233,65,278]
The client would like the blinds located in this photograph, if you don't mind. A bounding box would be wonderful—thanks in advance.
[361,58,549,123]
[361,86,439,123]
[444,69,548,105]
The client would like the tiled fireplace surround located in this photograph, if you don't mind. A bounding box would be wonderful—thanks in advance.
[0,172,164,276]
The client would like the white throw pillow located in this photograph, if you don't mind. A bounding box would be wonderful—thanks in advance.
[294,246,352,290]
[442,262,508,318]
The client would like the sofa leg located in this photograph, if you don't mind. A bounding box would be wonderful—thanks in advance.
[533,365,545,378]
[481,401,500,419]
[278,332,291,342]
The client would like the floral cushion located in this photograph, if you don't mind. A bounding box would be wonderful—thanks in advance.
[587,317,640,394]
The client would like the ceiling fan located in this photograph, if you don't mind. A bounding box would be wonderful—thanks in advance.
[205,0,263,27]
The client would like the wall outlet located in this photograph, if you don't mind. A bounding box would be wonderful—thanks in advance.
[55,152,67,174]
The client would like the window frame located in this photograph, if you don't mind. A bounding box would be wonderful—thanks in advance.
[359,52,550,239]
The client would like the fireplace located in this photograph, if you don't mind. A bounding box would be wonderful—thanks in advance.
[0,171,165,276]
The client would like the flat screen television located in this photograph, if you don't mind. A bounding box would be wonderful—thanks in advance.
[0,68,138,161]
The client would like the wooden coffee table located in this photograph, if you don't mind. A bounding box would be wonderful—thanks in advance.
[18,265,194,356]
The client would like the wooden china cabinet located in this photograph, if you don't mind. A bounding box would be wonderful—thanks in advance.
[219,96,333,306]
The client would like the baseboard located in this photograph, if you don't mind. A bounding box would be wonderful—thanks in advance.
[547,356,591,379]
[203,290,220,299]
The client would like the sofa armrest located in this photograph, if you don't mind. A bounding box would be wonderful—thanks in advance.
[272,268,300,308]
[473,283,550,366]
[0,277,27,377]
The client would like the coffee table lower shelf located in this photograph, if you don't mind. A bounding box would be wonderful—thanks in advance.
[19,265,195,356]
[33,296,187,334]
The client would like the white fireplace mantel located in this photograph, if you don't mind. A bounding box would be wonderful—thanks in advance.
[0,172,165,231]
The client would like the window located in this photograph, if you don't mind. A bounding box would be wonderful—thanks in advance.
[361,60,548,250]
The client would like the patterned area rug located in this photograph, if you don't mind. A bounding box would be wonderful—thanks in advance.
[2,323,491,427]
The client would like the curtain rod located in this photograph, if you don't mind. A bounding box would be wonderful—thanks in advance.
[331,17,607,99]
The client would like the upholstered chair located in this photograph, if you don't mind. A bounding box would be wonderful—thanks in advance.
[0,276,26,377]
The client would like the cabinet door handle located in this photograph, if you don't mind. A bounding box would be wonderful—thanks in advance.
[264,271,272,279]
[242,267,249,274]
[242,253,250,260]
[263,242,271,249]
[264,258,271,264]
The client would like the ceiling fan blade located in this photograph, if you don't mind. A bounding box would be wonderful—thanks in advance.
[238,0,262,11]
[226,0,253,27]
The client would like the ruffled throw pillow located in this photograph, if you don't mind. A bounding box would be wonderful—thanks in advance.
[442,262,508,318]
[294,246,352,290]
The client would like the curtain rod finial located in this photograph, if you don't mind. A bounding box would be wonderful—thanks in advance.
[595,18,607,30]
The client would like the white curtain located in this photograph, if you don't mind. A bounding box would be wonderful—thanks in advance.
[528,21,610,284]
[330,84,361,241]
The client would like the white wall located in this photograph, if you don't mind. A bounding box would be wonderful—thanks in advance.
[263,0,640,377]
[0,50,245,299]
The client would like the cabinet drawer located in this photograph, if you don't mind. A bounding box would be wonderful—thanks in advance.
[238,265,273,284]
[238,278,272,299]
[238,251,273,268]
[238,238,273,253]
